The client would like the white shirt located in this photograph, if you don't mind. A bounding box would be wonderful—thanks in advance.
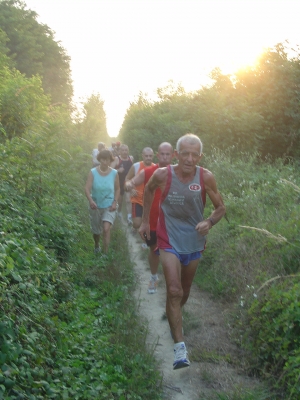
[92,148,100,165]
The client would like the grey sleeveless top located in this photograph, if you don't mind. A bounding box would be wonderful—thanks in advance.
[157,165,206,253]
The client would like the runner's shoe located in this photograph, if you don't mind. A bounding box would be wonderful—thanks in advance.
[141,243,148,250]
[94,247,101,254]
[148,278,158,294]
[173,343,190,370]
[127,217,133,225]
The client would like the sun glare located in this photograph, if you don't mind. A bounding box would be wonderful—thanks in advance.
[24,0,300,137]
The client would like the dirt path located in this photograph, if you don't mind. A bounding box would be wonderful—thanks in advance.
[125,224,260,399]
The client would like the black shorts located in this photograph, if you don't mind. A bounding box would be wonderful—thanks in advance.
[145,230,157,247]
[132,203,143,218]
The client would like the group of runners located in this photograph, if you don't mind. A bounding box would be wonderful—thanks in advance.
[85,134,226,370]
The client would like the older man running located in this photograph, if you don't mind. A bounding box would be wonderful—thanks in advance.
[139,133,226,370]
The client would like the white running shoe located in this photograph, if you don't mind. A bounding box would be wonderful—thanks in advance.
[173,343,190,370]
[148,278,158,294]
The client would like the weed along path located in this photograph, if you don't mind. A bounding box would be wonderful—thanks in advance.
[124,223,261,399]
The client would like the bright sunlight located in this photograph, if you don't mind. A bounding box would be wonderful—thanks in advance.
[25,0,300,137]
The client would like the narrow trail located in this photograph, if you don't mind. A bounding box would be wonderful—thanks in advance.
[124,222,260,399]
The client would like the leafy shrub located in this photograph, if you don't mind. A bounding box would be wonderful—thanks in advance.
[196,150,300,299]
[242,278,300,399]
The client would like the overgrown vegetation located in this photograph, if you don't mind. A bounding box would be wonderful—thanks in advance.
[0,134,162,399]
[118,41,300,399]
[0,2,160,391]
[195,151,300,398]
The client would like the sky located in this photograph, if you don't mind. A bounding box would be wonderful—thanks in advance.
[24,0,300,138]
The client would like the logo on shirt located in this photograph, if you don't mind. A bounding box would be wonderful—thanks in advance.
[189,183,201,191]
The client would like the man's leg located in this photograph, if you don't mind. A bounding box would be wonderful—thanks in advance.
[131,204,142,230]
[160,249,184,343]
[132,216,142,230]
[160,250,199,341]
[125,192,132,223]
[180,258,200,307]
[147,243,160,294]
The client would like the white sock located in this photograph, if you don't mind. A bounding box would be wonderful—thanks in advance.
[151,274,158,281]
[174,342,185,350]
[127,213,132,219]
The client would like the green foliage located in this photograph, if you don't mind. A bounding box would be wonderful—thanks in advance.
[242,279,300,399]
[0,118,161,399]
[78,93,110,145]
[120,43,300,160]
[0,0,73,106]
[0,28,12,69]
[189,149,299,398]
[235,42,300,158]
[120,85,193,159]
[196,150,300,299]
[0,66,49,140]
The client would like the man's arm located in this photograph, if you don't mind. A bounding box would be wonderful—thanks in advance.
[124,169,146,192]
[195,168,226,235]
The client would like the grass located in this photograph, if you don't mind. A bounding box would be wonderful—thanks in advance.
[64,221,164,399]
[199,387,278,400]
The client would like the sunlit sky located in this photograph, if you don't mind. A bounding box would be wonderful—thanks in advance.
[25,0,300,138]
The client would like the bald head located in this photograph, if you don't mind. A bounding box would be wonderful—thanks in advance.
[142,147,154,166]
[157,142,173,167]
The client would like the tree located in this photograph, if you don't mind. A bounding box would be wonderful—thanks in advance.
[0,28,12,69]
[0,0,73,106]
[79,94,109,146]
[234,42,300,158]
[0,67,49,140]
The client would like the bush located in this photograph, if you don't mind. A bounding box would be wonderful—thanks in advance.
[242,278,300,399]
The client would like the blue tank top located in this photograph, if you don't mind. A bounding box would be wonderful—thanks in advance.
[91,168,117,208]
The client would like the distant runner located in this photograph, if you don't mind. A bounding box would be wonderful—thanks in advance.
[92,142,106,167]
[125,142,174,293]
[112,144,133,222]
[125,147,154,232]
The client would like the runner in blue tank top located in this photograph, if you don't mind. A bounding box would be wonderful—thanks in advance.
[139,133,226,370]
